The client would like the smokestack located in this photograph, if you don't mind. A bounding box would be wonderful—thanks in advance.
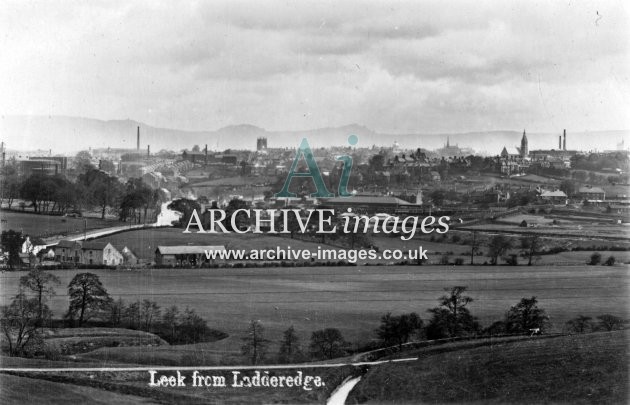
[205,144,208,165]
[559,136,562,149]
[147,145,150,157]
[137,126,140,151]
[563,129,566,151]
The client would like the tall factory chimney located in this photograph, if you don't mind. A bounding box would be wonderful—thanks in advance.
[204,144,208,165]
[563,129,566,151]
[147,145,150,157]
[559,136,562,149]
[137,126,140,151]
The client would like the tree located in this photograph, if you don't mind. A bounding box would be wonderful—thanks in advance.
[430,189,446,206]
[74,150,95,173]
[504,297,548,334]
[559,180,577,197]
[179,307,208,344]
[78,168,123,219]
[66,273,112,326]
[425,286,479,339]
[19,268,60,323]
[376,312,423,350]
[109,298,125,327]
[521,235,544,266]
[168,198,201,228]
[596,314,624,331]
[588,252,601,265]
[278,325,301,363]
[162,305,180,342]
[224,198,250,232]
[241,320,269,364]
[309,328,348,360]
[99,159,116,174]
[368,153,385,172]
[0,169,20,209]
[123,301,141,329]
[1,293,51,356]
[1,230,25,269]
[488,235,512,265]
[469,231,481,265]
[140,299,161,331]
[119,178,157,223]
[566,315,592,333]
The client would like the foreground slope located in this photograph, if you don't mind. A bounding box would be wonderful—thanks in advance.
[349,330,628,404]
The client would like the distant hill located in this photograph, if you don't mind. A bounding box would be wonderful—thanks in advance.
[1,115,627,154]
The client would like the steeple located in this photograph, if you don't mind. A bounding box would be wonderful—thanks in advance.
[520,130,528,157]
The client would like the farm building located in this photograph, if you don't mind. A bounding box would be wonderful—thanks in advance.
[54,240,132,266]
[55,240,82,264]
[80,241,124,266]
[155,245,226,267]
[318,195,414,214]
[539,190,568,204]
[578,186,606,200]
[118,245,140,266]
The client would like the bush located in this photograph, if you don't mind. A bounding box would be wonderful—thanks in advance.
[566,315,593,334]
[597,314,625,331]
[440,255,451,265]
[504,254,518,266]
[588,253,602,265]
[604,256,616,266]
[454,258,464,265]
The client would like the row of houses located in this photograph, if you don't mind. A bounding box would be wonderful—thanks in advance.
[54,240,138,266]
[53,241,227,268]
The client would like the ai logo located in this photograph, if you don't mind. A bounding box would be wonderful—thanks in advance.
[275,135,358,198]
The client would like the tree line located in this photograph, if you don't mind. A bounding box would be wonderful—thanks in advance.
[0,269,219,357]
[239,286,626,365]
[1,163,159,222]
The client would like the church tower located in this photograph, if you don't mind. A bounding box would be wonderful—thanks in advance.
[520,130,528,158]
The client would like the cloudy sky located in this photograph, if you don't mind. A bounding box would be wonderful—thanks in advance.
[1,0,628,134]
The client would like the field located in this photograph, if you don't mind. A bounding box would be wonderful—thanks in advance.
[0,210,121,239]
[350,330,628,404]
[1,264,627,366]
[0,374,159,405]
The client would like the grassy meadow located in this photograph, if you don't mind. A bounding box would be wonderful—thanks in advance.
[1,264,627,367]
[0,211,120,239]
[350,330,628,404]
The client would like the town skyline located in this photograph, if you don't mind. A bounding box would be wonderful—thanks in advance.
[1,114,628,155]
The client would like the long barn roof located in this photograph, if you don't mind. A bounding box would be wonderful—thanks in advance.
[156,246,226,255]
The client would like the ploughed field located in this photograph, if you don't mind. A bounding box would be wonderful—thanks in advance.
[2,265,627,356]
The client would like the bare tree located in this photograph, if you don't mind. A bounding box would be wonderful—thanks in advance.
[521,235,544,266]
[241,320,269,364]
[488,235,513,265]
[19,268,60,324]
[1,293,51,356]
[140,299,161,331]
[162,305,180,342]
[278,325,301,363]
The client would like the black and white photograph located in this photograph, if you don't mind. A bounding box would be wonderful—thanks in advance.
[0,1,628,404]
